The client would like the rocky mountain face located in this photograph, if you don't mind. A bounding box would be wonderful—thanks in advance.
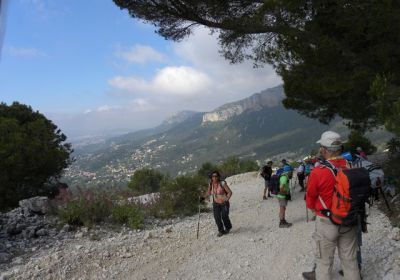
[202,86,283,123]
[163,111,198,125]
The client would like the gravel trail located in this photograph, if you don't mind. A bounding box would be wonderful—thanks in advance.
[2,172,400,280]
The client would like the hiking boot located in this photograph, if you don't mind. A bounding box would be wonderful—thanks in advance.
[225,228,231,234]
[279,220,292,228]
[217,231,224,237]
[302,271,316,280]
[338,269,363,279]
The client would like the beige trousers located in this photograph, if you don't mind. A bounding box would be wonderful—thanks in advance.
[313,216,361,280]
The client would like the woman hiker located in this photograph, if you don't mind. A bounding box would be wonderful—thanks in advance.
[205,171,233,237]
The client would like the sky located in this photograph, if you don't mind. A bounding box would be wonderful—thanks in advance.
[0,0,281,139]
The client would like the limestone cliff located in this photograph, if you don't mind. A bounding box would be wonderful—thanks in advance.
[202,85,284,123]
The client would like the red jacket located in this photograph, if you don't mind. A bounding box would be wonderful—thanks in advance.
[306,158,348,217]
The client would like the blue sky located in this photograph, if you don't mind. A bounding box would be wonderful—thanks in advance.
[0,0,281,139]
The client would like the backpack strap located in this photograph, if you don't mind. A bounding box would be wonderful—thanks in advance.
[322,160,338,176]
[318,196,329,209]
[318,160,337,211]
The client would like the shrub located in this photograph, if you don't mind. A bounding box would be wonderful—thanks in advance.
[197,162,218,179]
[384,137,400,179]
[57,188,112,227]
[220,156,241,177]
[146,195,175,219]
[111,203,143,229]
[239,159,259,173]
[219,156,259,176]
[57,198,88,226]
[156,175,204,217]
[127,168,167,195]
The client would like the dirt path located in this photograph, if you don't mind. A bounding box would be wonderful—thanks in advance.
[3,172,400,280]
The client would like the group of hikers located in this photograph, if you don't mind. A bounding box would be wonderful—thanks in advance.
[202,130,384,280]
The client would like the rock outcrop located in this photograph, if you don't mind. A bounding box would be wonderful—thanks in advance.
[202,86,284,123]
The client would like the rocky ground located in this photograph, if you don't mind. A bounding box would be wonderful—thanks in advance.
[1,172,400,280]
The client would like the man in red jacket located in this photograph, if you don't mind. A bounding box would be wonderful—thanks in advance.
[302,131,360,280]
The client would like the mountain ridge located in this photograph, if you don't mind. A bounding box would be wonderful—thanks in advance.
[64,86,391,187]
[202,85,284,123]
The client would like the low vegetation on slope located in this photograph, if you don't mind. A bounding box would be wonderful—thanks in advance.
[57,156,259,228]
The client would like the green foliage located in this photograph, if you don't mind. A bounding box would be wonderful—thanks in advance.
[343,131,377,155]
[114,1,400,137]
[219,156,259,177]
[220,156,240,177]
[0,102,72,211]
[239,159,259,173]
[384,137,400,179]
[127,168,166,195]
[57,191,112,228]
[368,74,400,136]
[158,175,204,217]
[197,162,218,179]
[111,203,143,229]
[57,198,88,226]
[146,195,175,219]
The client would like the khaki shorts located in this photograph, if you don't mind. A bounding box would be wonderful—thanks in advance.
[278,198,288,207]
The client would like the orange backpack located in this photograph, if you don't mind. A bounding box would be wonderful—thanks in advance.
[319,161,372,227]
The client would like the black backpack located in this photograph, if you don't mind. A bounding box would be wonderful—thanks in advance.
[269,174,280,195]
[261,165,272,180]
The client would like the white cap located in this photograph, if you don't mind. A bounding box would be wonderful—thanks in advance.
[316,131,344,148]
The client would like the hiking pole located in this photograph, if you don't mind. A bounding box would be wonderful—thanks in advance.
[306,206,309,222]
[357,215,363,272]
[196,196,201,239]
[378,187,392,213]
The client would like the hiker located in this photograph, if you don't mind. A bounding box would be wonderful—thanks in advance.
[297,162,306,192]
[261,161,273,199]
[356,146,367,160]
[277,165,293,228]
[302,131,361,280]
[205,171,233,237]
[281,158,293,170]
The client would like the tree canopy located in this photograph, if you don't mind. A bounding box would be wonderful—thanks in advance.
[0,102,73,210]
[343,131,377,155]
[113,0,400,135]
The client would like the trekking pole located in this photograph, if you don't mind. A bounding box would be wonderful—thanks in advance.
[357,215,363,272]
[378,187,392,213]
[306,206,309,222]
[196,196,201,239]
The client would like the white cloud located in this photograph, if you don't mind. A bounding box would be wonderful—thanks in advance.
[5,46,48,58]
[108,27,281,113]
[66,27,282,137]
[173,27,281,102]
[115,44,166,64]
[109,66,212,97]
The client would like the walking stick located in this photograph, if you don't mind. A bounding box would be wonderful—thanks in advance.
[378,187,392,213]
[196,196,201,239]
[306,206,309,222]
[357,215,363,271]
